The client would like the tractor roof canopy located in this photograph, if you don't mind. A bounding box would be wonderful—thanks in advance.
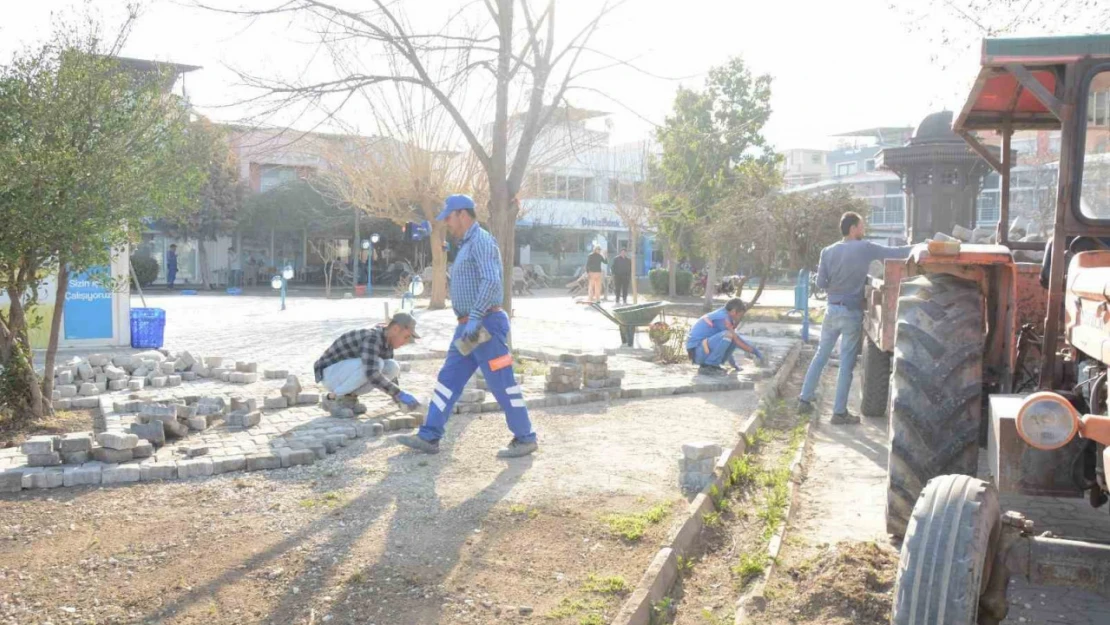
[955,35,1110,132]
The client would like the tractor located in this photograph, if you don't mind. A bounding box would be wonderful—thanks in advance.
[856,35,1110,624]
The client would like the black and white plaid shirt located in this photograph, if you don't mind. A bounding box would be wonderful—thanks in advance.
[313,326,400,397]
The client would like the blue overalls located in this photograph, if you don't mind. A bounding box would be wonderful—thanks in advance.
[417,222,536,443]
[686,308,741,367]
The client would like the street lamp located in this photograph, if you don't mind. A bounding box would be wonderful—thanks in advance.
[272,264,295,310]
[362,233,380,296]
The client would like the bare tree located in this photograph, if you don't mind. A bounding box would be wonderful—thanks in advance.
[203,0,629,316]
[609,142,653,304]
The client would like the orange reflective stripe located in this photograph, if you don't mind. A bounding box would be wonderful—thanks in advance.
[488,354,513,371]
[702,338,710,354]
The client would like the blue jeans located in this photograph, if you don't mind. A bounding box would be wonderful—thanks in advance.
[693,332,737,367]
[799,305,863,415]
[418,311,537,444]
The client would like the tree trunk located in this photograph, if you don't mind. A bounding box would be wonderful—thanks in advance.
[429,221,448,310]
[1,287,45,422]
[630,225,639,304]
[41,260,69,405]
[703,249,717,311]
[198,242,212,290]
[665,240,676,297]
[745,274,767,307]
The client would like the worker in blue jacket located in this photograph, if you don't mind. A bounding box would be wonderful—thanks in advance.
[397,194,538,458]
[685,298,764,376]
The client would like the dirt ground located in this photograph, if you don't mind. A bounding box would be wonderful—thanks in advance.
[0,383,772,625]
[661,368,809,625]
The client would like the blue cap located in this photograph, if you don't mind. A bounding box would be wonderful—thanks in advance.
[436,194,476,221]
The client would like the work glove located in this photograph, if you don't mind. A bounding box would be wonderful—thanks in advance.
[463,316,483,341]
[396,391,421,409]
[750,346,766,365]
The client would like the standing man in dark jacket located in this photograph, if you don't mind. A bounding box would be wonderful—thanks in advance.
[611,248,633,304]
[166,244,178,289]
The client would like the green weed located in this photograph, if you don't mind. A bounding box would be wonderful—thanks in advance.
[604,503,669,541]
[582,573,628,595]
[732,552,766,586]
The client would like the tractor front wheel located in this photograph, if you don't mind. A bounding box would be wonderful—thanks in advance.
[860,335,891,418]
[891,474,1004,625]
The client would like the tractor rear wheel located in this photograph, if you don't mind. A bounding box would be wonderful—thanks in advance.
[891,474,1003,625]
[886,273,984,537]
[860,335,891,418]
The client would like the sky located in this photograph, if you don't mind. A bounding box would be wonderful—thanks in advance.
[0,0,1029,152]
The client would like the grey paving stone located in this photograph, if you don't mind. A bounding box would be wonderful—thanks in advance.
[58,384,78,398]
[140,461,177,481]
[96,432,138,451]
[61,451,90,465]
[130,421,166,446]
[24,467,64,489]
[92,447,134,464]
[177,458,214,478]
[71,396,101,410]
[151,377,167,388]
[0,470,22,493]
[21,436,57,455]
[101,464,141,485]
[279,448,314,468]
[62,464,102,487]
[26,452,62,467]
[246,452,281,471]
[212,455,246,474]
[132,440,154,459]
[264,396,288,410]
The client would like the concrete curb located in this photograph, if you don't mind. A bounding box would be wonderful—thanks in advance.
[733,413,814,624]
[610,341,804,625]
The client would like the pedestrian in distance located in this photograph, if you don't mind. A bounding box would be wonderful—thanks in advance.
[586,245,607,303]
[397,194,538,458]
[797,211,912,424]
[611,248,633,305]
[166,244,178,289]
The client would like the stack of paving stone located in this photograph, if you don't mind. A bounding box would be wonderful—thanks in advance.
[226,396,262,428]
[679,442,723,492]
[453,382,488,414]
[579,354,623,396]
[91,431,153,465]
[545,359,583,394]
[263,375,321,410]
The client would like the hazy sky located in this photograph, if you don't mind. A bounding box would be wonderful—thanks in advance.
[1,0,1008,151]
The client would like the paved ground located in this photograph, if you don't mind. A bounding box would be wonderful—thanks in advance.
[44,289,804,377]
[790,366,1110,625]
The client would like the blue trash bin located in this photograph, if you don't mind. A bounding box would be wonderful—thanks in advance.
[130,308,166,349]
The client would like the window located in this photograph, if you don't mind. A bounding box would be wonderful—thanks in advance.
[259,165,300,192]
[836,162,857,177]
[540,174,598,201]
[941,170,959,185]
[811,153,822,164]
[1082,71,1110,220]
[867,195,905,226]
[1089,89,1110,126]
[865,159,876,172]
[917,171,933,185]
[976,190,1000,226]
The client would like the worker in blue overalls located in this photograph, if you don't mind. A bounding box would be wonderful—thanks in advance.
[397,194,539,458]
[685,298,765,376]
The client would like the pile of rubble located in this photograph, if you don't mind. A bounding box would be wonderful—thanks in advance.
[262,375,320,410]
[51,349,263,411]
[679,441,723,492]
[948,220,1047,263]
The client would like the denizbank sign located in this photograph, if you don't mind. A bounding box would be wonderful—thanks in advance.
[518,199,630,232]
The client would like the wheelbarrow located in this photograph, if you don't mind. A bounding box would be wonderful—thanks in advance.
[587,301,667,347]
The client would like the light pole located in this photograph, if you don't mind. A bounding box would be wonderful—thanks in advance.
[362,233,380,296]
[271,264,295,311]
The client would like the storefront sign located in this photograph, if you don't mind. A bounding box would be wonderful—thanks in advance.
[64,269,114,340]
[580,216,622,228]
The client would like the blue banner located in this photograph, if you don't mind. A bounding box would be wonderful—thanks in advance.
[64,268,114,340]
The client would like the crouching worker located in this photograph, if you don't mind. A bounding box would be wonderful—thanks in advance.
[685,298,764,376]
[313,312,422,415]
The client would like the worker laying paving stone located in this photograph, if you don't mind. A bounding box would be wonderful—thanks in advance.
[313,312,423,417]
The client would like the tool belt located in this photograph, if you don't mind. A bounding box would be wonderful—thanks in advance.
[457,306,502,324]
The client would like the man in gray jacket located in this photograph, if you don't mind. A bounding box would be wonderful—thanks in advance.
[798,212,912,424]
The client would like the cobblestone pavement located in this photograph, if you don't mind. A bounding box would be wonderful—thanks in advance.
[43,290,806,377]
[791,365,1110,624]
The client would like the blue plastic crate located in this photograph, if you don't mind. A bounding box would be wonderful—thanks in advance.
[130,308,166,349]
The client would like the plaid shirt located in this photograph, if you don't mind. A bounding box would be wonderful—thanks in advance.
[450,221,503,319]
[313,326,400,397]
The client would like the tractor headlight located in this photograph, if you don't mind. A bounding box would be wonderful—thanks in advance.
[1016,392,1080,451]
